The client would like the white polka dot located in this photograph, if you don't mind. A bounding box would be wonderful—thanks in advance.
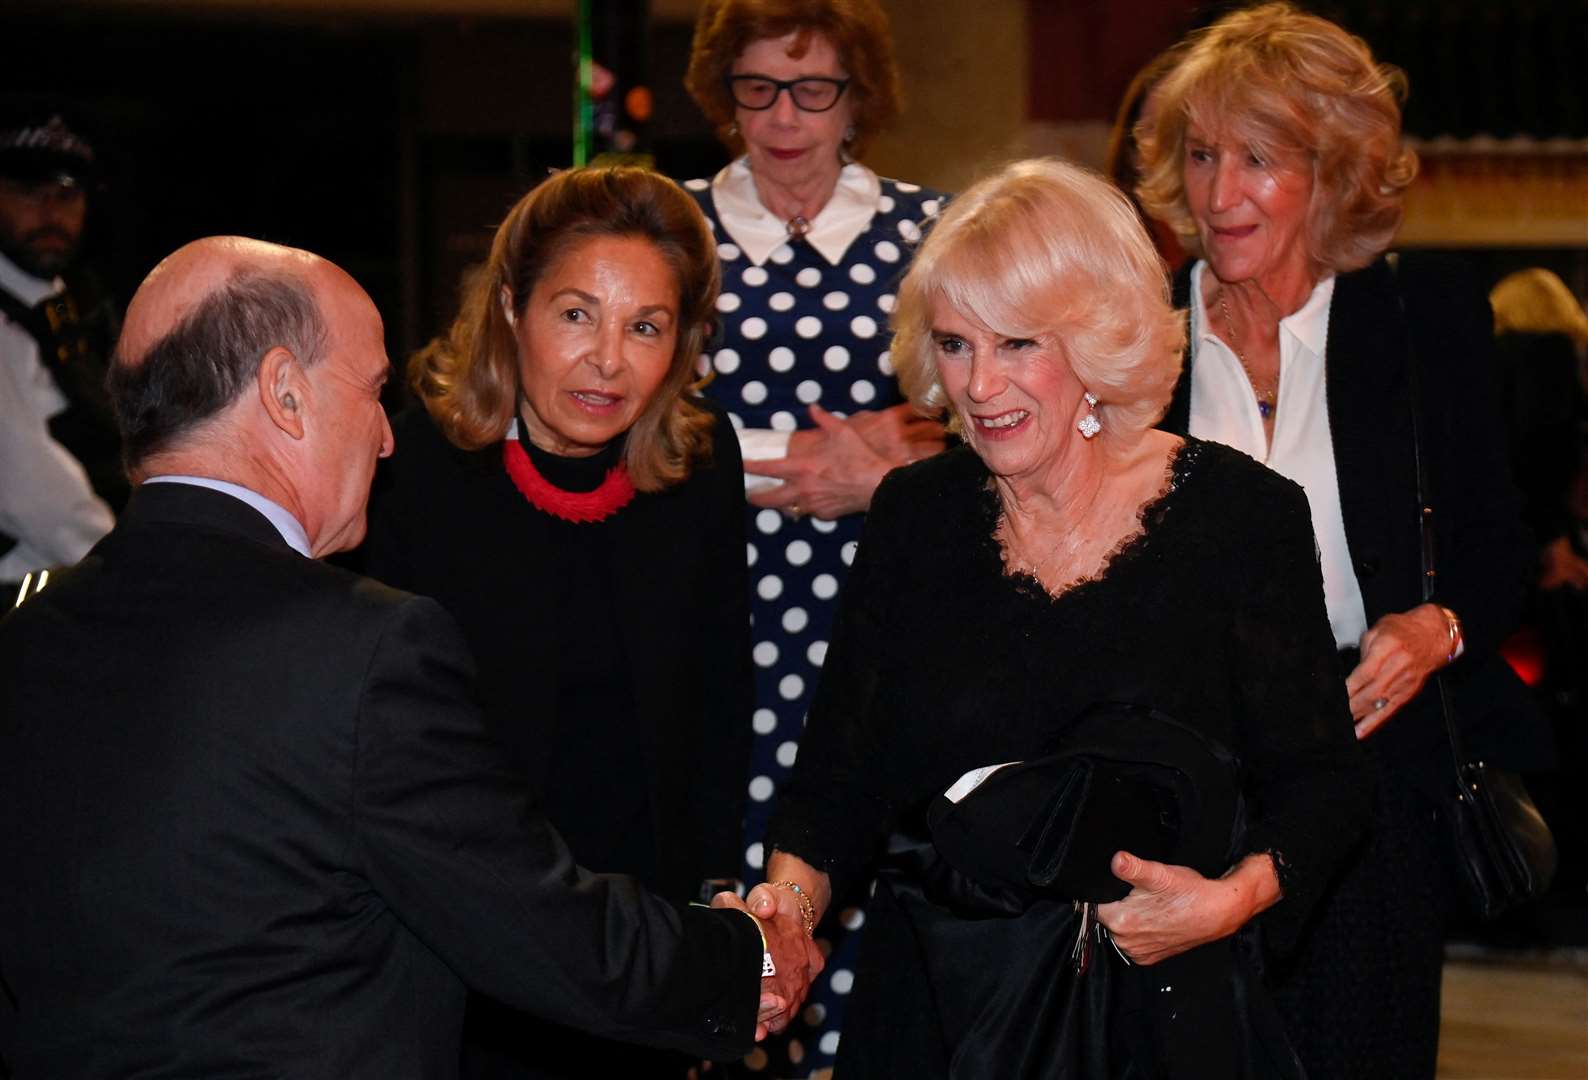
[849,263,877,285]
[803,1002,827,1027]
[874,240,901,263]
[749,775,775,801]
[796,379,823,403]
[807,640,828,666]
[898,219,922,243]
[877,350,894,375]
[770,410,797,432]
[851,315,878,338]
[770,244,795,264]
[756,508,782,534]
[922,198,942,217]
[840,906,866,929]
[822,290,850,311]
[746,542,758,567]
[776,740,799,768]
[757,573,783,600]
[752,708,778,735]
[795,266,823,287]
[753,641,779,667]
[878,194,896,213]
[812,573,839,599]
[823,345,850,371]
[716,291,741,313]
[877,293,896,313]
[778,673,805,700]
[812,517,839,534]
[684,177,710,191]
[741,265,769,287]
[785,539,813,566]
[768,346,796,373]
[743,1046,769,1071]
[728,412,744,429]
[741,380,768,405]
[829,968,855,994]
[717,242,741,261]
[782,606,809,633]
[851,379,877,404]
[769,291,795,312]
[740,316,767,340]
[819,1031,841,1056]
[896,181,922,193]
[713,348,740,374]
[795,315,823,339]
[787,1038,806,1065]
[841,540,859,566]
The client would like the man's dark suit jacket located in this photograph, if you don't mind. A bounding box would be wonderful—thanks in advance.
[0,482,761,1077]
[1162,253,1553,791]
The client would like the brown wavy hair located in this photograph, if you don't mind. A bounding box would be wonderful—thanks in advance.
[685,0,902,160]
[1135,2,1418,274]
[409,166,719,492]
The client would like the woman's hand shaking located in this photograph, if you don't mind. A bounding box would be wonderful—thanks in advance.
[710,888,824,1038]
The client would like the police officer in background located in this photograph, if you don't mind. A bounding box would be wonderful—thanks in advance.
[0,103,124,594]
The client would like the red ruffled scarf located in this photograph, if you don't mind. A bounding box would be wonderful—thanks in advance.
[501,438,636,523]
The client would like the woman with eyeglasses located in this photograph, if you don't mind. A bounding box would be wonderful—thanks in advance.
[680,1,948,1072]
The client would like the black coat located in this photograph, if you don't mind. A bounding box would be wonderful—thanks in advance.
[0,482,761,1078]
[1162,254,1553,790]
[358,402,754,906]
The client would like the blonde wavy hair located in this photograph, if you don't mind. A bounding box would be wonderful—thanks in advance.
[409,167,719,492]
[1136,2,1418,274]
[892,158,1185,455]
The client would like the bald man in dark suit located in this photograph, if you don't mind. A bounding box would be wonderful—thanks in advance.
[0,236,818,1078]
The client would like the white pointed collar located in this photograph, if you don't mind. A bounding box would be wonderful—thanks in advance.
[0,249,62,307]
[710,157,882,268]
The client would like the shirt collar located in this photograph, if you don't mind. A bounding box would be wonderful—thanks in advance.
[142,475,313,557]
[0,249,63,307]
[711,157,882,267]
[1191,260,1336,359]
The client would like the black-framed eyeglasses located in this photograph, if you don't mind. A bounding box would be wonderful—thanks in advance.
[725,75,851,113]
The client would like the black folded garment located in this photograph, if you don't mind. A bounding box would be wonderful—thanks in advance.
[926,701,1242,908]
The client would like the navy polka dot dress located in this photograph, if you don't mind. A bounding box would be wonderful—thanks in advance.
[685,174,947,1076]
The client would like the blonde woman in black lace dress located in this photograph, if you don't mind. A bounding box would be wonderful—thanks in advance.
[744,158,1370,1078]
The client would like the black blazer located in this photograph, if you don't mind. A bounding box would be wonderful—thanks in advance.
[357,402,753,905]
[1162,254,1553,787]
[0,483,761,1078]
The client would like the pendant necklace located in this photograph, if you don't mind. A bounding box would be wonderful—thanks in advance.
[785,215,811,239]
[1218,291,1277,420]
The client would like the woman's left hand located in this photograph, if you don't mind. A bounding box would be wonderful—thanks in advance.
[1096,851,1279,966]
[1346,603,1450,738]
[745,405,894,519]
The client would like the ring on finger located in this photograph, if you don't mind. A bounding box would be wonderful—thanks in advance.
[1373,696,1389,711]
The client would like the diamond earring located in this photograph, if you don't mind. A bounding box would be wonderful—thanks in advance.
[1077,392,1101,439]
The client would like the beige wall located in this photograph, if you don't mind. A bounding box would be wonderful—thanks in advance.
[867,0,1030,194]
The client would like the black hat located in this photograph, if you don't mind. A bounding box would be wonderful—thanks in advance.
[0,109,98,186]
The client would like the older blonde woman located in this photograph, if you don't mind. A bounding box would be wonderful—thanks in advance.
[1136,6,1549,1077]
[745,158,1368,1079]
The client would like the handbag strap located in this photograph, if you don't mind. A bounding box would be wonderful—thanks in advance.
[1386,253,1467,782]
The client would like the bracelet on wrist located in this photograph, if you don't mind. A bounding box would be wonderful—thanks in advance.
[770,880,817,938]
[1437,604,1464,663]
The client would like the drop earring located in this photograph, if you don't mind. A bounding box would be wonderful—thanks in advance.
[728,122,739,138]
[1077,392,1101,439]
[844,125,856,143]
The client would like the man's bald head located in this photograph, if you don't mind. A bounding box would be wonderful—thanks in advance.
[108,236,329,471]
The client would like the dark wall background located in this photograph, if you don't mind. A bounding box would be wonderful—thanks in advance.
[3,9,730,379]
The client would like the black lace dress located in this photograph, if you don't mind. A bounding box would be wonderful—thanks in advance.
[764,438,1371,1078]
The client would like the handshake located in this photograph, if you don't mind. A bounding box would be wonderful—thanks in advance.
[712,882,827,1039]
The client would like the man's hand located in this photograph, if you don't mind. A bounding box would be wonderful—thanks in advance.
[710,890,822,1037]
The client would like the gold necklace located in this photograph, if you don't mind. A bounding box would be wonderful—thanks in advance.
[1218,290,1277,420]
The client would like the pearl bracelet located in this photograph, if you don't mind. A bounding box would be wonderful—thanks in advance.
[770,880,817,938]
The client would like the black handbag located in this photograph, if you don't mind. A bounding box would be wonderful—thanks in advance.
[1394,255,1558,919]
